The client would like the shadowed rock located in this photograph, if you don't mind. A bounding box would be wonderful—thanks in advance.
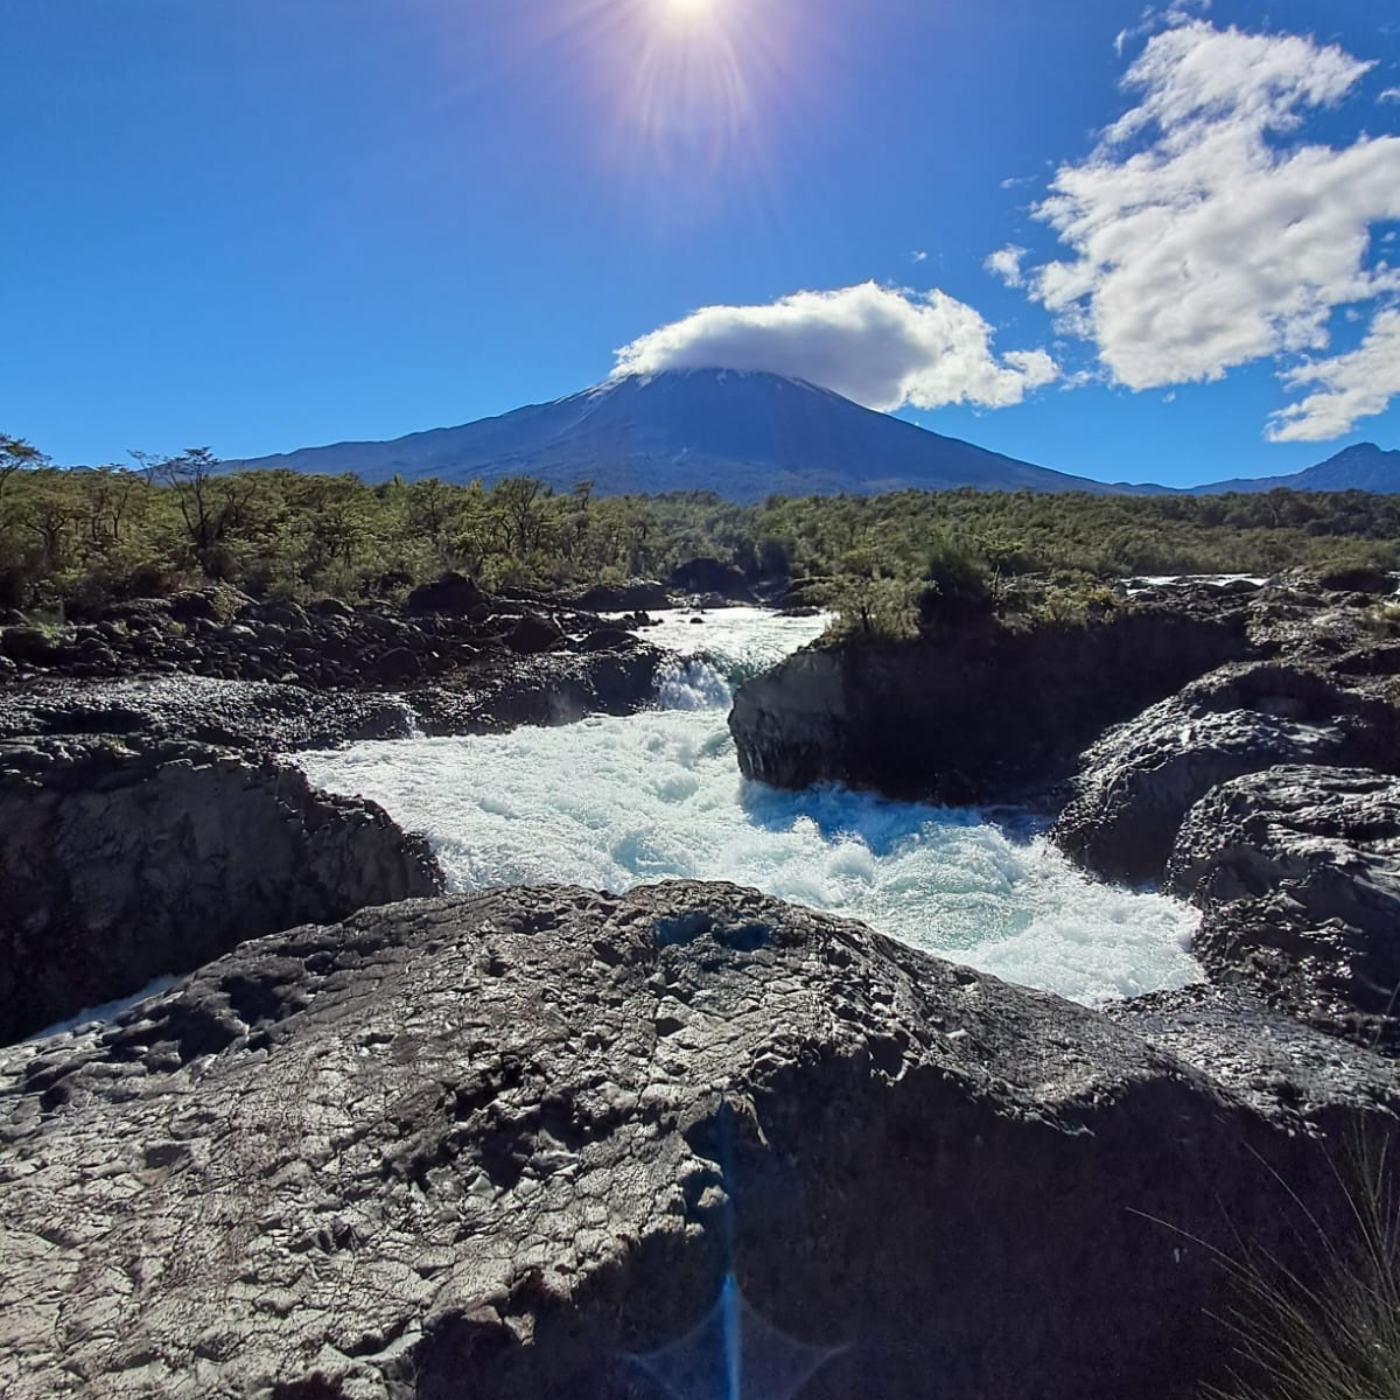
[1,883,1394,1400]
[0,737,443,1043]
[730,592,1252,802]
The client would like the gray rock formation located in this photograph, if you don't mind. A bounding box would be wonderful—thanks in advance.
[0,645,668,753]
[1165,765,1400,1048]
[0,675,420,753]
[1051,663,1400,884]
[2,883,1393,1400]
[0,737,443,1043]
[729,593,1252,801]
[0,585,663,703]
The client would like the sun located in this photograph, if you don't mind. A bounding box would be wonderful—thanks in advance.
[656,0,722,24]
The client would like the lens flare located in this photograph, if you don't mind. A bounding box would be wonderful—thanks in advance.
[481,0,831,213]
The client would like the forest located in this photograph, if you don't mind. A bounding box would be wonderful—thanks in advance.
[2,435,1398,620]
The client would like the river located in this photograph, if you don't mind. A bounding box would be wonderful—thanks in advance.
[298,607,1201,1006]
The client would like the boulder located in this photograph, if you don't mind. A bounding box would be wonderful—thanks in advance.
[406,644,667,735]
[1,882,1393,1400]
[670,557,756,602]
[0,626,58,665]
[1165,764,1400,1048]
[167,589,232,624]
[1052,662,1400,884]
[406,573,490,617]
[730,593,1253,802]
[576,626,637,653]
[1317,566,1394,595]
[569,580,671,612]
[0,736,443,1043]
[506,612,564,655]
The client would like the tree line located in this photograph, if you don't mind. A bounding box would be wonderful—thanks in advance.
[1,435,1397,617]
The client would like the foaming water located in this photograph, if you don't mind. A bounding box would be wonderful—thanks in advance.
[299,608,1202,1006]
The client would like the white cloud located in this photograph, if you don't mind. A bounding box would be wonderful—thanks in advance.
[1267,308,1400,440]
[1380,87,1400,104]
[911,250,929,263]
[1022,20,1400,437]
[985,244,1028,288]
[611,282,1058,412]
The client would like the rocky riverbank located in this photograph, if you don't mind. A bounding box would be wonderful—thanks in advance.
[0,580,673,751]
[4,574,1399,1400]
[729,580,1255,802]
[0,578,680,1042]
[3,882,1394,1400]
[731,574,1400,1050]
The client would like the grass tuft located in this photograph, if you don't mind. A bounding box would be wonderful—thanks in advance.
[1204,1133,1400,1400]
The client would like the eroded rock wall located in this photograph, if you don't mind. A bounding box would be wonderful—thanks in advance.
[0,737,443,1043]
[730,599,1253,802]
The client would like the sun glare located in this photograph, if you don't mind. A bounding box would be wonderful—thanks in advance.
[503,0,831,209]
[658,0,719,20]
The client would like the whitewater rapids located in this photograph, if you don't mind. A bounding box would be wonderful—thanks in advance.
[299,608,1202,1006]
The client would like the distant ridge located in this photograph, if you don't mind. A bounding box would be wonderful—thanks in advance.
[1186,441,1400,495]
[228,369,1397,501]
[227,369,1141,502]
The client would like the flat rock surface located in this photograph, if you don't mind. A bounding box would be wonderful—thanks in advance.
[2,883,1392,1400]
[0,645,667,753]
[0,676,418,752]
[1106,982,1400,1119]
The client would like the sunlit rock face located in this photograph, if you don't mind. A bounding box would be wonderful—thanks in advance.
[1167,764,1400,1049]
[1053,661,1400,885]
[3,883,1394,1400]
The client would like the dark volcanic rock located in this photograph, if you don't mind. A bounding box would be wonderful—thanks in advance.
[405,644,666,735]
[670,557,756,602]
[0,675,419,752]
[730,593,1253,802]
[1107,982,1400,1121]
[0,737,443,1044]
[1052,663,1400,884]
[1317,565,1394,595]
[0,627,59,665]
[569,580,671,612]
[0,641,668,752]
[405,573,490,617]
[1165,765,1400,1048]
[1,883,1393,1400]
[506,612,564,655]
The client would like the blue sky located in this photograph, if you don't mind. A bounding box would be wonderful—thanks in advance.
[2,0,1398,487]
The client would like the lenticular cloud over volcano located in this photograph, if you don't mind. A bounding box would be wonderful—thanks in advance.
[611,281,1058,412]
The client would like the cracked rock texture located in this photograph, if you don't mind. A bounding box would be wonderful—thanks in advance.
[1052,663,1400,885]
[1165,765,1400,1048]
[2,883,1394,1400]
[0,737,443,1043]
